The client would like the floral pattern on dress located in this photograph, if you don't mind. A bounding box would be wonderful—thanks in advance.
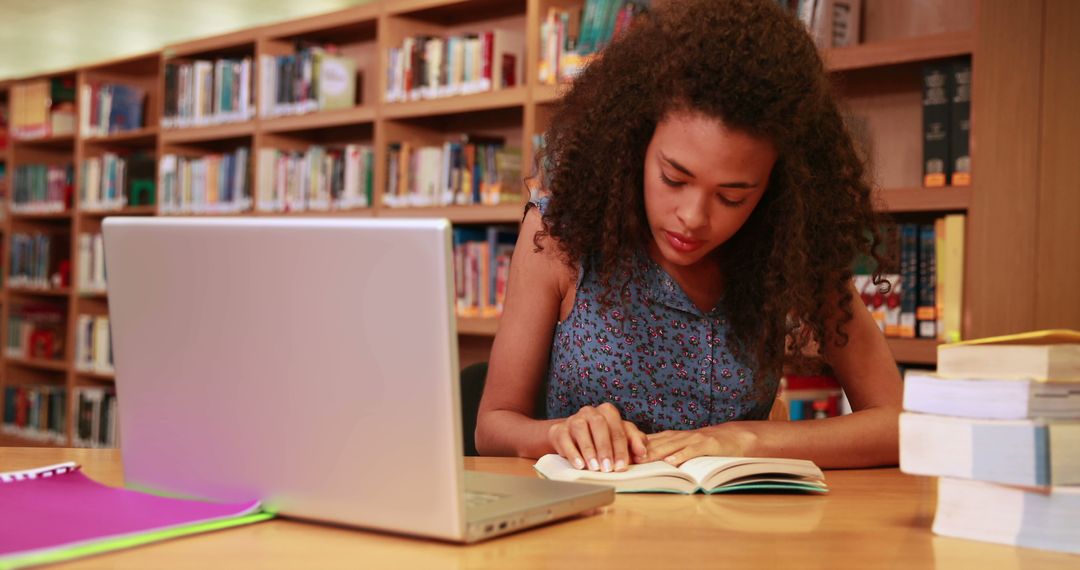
[533,198,779,433]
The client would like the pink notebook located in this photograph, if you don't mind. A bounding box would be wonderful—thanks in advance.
[0,463,269,567]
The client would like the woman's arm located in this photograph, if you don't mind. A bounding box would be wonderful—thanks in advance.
[474,208,571,458]
[645,281,903,468]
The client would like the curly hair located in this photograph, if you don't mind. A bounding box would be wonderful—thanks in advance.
[534,0,891,381]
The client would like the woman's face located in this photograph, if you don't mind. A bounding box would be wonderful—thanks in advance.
[643,109,778,269]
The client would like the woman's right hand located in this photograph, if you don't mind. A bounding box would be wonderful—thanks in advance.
[547,403,648,472]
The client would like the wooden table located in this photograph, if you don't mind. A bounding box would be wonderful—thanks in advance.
[2,447,1076,569]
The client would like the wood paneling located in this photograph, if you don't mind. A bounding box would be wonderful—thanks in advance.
[965,0,1044,338]
[1036,0,1080,330]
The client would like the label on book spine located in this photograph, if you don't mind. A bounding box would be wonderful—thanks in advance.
[922,64,951,188]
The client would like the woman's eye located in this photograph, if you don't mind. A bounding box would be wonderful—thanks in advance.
[716,194,746,208]
[659,172,685,187]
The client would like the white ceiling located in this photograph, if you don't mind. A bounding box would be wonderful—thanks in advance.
[0,0,378,80]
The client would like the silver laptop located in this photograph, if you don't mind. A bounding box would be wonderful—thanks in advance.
[102,217,612,543]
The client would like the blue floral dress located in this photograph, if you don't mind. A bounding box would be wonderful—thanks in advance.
[532,198,779,433]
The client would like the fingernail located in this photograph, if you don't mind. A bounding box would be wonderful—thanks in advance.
[602,458,612,472]
[665,455,678,464]
[635,455,647,463]
[573,457,585,469]
[589,458,600,471]
[615,459,626,471]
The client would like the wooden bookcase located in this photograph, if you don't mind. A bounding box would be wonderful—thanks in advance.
[2,0,1078,447]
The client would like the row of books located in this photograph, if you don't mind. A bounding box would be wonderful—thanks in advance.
[1,385,67,444]
[8,78,76,140]
[855,215,965,342]
[922,58,972,187]
[78,82,147,137]
[254,145,374,213]
[80,153,156,211]
[73,387,119,449]
[258,46,358,117]
[5,304,66,361]
[77,233,107,294]
[9,233,62,290]
[539,0,650,85]
[453,226,516,318]
[899,330,1080,554]
[12,164,73,213]
[781,0,862,49]
[158,148,253,215]
[75,315,114,375]
[163,58,256,128]
[384,30,524,103]
[385,138,522,208]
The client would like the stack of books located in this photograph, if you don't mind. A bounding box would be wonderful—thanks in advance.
[899,330,1080,554]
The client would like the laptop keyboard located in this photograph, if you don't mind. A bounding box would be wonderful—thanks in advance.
[465,490,507,508]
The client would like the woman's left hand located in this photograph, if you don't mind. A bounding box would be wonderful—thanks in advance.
[643,424,754,466]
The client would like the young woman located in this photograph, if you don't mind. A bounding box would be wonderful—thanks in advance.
[476,0,901,472]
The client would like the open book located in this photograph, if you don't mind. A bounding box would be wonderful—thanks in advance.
[534,454,828,494]
[0,462,271,568]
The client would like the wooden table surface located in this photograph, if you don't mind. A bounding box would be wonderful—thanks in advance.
[1,447,1076,569]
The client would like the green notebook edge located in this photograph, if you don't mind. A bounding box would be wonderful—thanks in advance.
[0,511,274,570]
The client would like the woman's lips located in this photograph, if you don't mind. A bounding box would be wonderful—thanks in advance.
[665,230,704,253]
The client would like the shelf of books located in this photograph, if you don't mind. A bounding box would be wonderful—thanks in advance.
[2,0,1028,446]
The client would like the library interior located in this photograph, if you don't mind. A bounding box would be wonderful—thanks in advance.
[0,0,1078,567]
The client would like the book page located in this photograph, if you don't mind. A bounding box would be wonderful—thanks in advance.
[534,455,689,484]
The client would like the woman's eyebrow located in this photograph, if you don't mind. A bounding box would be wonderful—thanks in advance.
[660,151,758,189]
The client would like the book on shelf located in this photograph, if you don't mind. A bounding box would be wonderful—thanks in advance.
[385,135,521,208]
[855,216,961,341]
[5,304,66,361]
[555,0,650,82]
[922,57,973,188]
[899,412,1080,487]
[937,329,1080,380]
[258,45,359,117]
[949,59,972,186]
[79,152,155,211]
[255,144,373,213]
[922,62,951,187]
[163,57,254,128]
[453,225,516,318]
[75,315,114,378]
[10,78,76,140]
[12,163,73,214]
[932,477,1080,555]
[533,454,828,494]
[79,82,147,137]
[385,29,524,103]
[0,463,270,568]
[1,385,67,443]
[159,148,252,214]
[9,233,68,290]
[73,386,118,448]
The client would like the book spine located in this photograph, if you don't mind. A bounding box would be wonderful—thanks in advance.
[922,63,951,187]
[950,58,972,186]
[899,224,918,338]
[917,224,937,339]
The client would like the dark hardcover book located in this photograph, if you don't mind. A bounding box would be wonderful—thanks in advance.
[109,84,147,133]
[950,59,972,186]
[899,224,919,339]
[922,63,951,187]
[165,64,178,119]
[917,224,937,339]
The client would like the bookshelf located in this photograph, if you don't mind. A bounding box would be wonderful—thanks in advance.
[2,0,1078,446]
